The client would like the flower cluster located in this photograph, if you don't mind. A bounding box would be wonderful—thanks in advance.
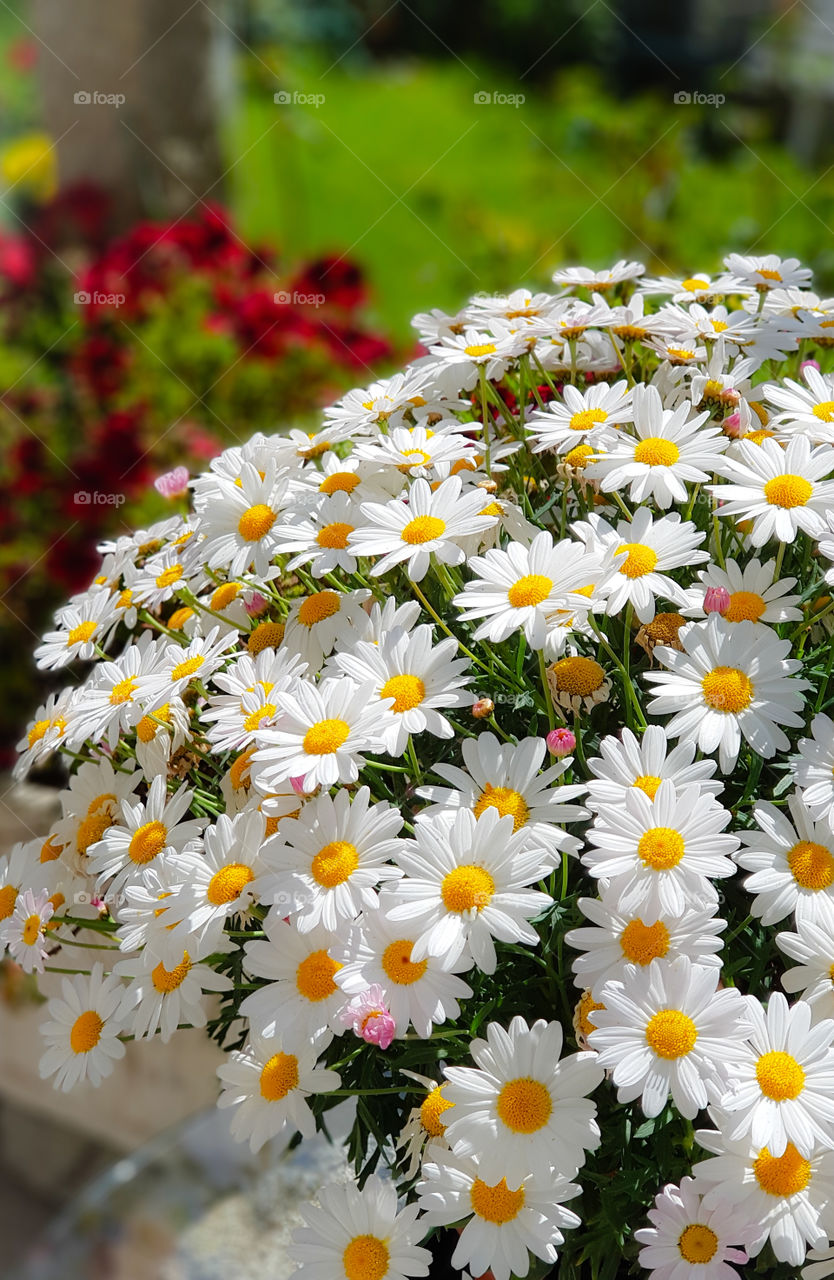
[11,253,834,1279]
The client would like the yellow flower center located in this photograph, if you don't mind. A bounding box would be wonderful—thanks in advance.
[633,437,681,466]
[401,515,446,544]
[682,277,710,291]
[342,1235,390,1280]
[40,835,63,863]
[638,827,686,871]
[725,590,766,623]
[473,784,529,832]
[620,918,670,965]
[788,840,834,891]
[248,622,285,653]
[569,407,607,432]
[756,1050,805,1101]
[67,621,97,647]
[238,503,277,542]
[496,1077,552,1133]
[70,1010,104,1054]
[229,747,255,791]
[633,774,663,800]
[381,939,428,986]
[170,655,204,682]
[702,667,753,713]
[0,885,17,920]
[763,474,813,508]
[565,443,596,468]
[617,542,658,578]
[128,820,168,865]
[470,1177,526,1224]
[380,674,425,713]
[320,471,360,494]
[210,582,240,610]
[22,914,42,946]
[152,953,192,993]
[399,448,432,469]
[243,704,276,733]
[678,1224,719,1264]
[754,1143,811,1197]
[167,606,194,631]
[710,320,729,334]
[303,717,350,755]
[295,949,340,1001]
[645,1009,698,1059]
[297,590,341,627]
[464,342,497,357]
[441,864,495,913]
[420,1085,453,1136]
[316,521,354,549]
[117,588,133,609]
[577,991,605,1038]
[27,718,49,747]
[550,656,606,696]
[109,676,137,706]
[155,565,183,589]
[259,1052,299,1101]
[206,863,254,906]
[311,840,359,888]
[137,704,171,743]
[813,401,834,423]
[507,573,553,608]
[76,811,114,855]
[757,268,783,282]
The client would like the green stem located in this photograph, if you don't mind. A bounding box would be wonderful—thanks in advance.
[538,649,556,732]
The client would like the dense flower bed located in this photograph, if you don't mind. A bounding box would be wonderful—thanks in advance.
[10,254,834,1279]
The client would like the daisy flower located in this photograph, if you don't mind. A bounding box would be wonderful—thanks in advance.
[0,888,54,973]
[328,623,472,756]
[644,614,808,772]
[288,1174,431,1280]
[429,322,528,384]
[709,436,834,546]
[778,897,834,1020]
[216,1030,340,1152]
[335,906,473,1039]
[273,491,362,577]
[0,840,52,925]
[566,893,725,991]
[39,964,127,1091]
[723,251,813,292]
[640,270,749,301]
[323,366,444,432]
[590,957,751,1119]
[793,714,834,822]
[634,1177,753,1280]
[719,992,834,1157]
[552,259,645,290]
[693,1124,834,1266]
[250,678,394,792]
[349,475,498,583]
[452,531,604,651]
[526,379,633,453]
[585,725,722,813]
[241,916,346,1042]
[53,757,142,873]
[387,807,555,975]
[417,1147,581,1280]
[763,365,834,441]
[34,586,118,670]
[574,508,709,624]
[252,786,404,933]
[353,422,476,477]
[14,687,77,779]
[582,780,738,916]
[282,588,370,673]
[735,792,834,926]
[137,627,237,712]
[586,385,727,508]
[442,1015,602,1186]
[64,633,168,751]
[416,731,587,858]
[168,808,268,955]
[86,775,205,896]
[682,556,801,625]
[114,948,232,1043]
[197,460,291,576]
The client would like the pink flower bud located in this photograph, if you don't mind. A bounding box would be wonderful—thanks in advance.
[339,984,396,1050]
[704,585,730,615]
[472,697,495,720]
[801,359,821,373]
[722,412,742,438]
[547,727,576,757]
[153,466,189,499]
[244,592,268,617]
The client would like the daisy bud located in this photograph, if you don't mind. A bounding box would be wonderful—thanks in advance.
[801,359,821,373]
[153,466,189,499]
[244,591,269,617]
[472,697,494,720]
[547,727,576,757]
[722,411,742,438]
[704,586,731,616]
[339,984,396,1050]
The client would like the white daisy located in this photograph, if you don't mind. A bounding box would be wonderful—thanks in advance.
[582,781,738,916]
[720,992,834,1157]
[282,588,371,673]
[552,260,645,290]
[526,380,633,453]
[86,775,205,897]
[0,888,54,974]
[682,557,801,625]
[429,322,528,384]
[241,916,346,1042]
[273,491,363,577]
[585,724,722,813]
[709,436,834,547]
[590,957,751,1119]
[14,687,77,779]
[34,586,118,670]
[634,1176,753,1280]
[644,614,809,772]
[53,758,142,875]
[114,948,231,1043]
[442,1015,602,1186]
[387,807,555,975]
[137,627,237,712]
[793,714,834,822]
[196,459,291,576]
[416,1147,580,1280]
[723,252,813,292]
[353,422,476,477]
[289,1174,431,1280]
[168,808,268,954]
[763,365,834,441]
[778,896,834,1020]
[38,964,127,1091]
[216,1030,340,1152]
[735,792,834,926]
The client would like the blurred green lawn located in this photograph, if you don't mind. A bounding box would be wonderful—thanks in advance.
[228,54,834,339]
